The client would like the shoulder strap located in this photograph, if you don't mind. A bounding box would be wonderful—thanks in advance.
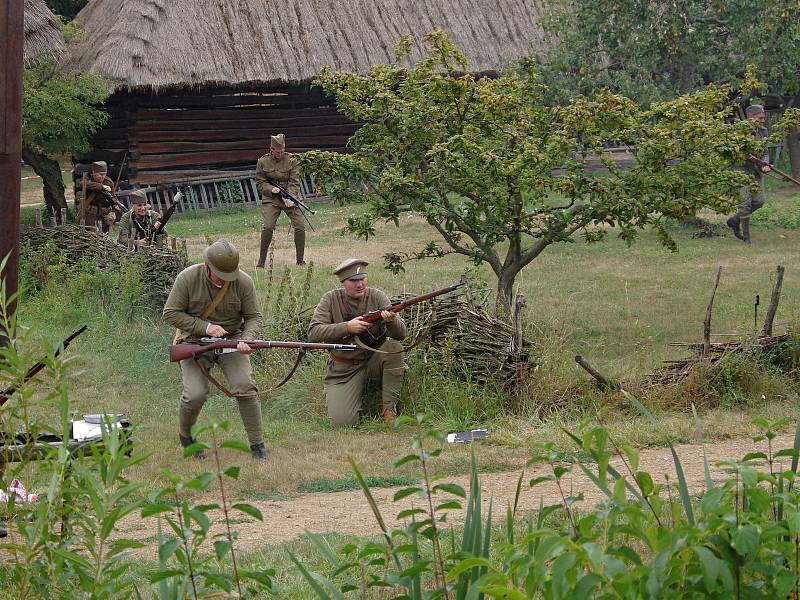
[200,281,230,320]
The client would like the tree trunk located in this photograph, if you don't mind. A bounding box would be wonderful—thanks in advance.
[786,127,800,180]
[21,145,70,223]
[496,270,517,317]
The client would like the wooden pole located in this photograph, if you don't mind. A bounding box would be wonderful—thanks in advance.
[575,355,618,391]
[762,265,785,337]
[703,267,722,357]
[0,0,24,334]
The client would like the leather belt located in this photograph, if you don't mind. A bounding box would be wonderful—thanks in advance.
[329,353,364,366]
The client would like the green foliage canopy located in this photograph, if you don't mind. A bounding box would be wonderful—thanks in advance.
[22,58,108,155]
[539,0,800,105]
[300,33,783,306]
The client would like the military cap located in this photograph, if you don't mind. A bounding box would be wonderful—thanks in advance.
[91,160,108,172]
[333,258,369,281]
[128,189,148,204]
[745,104,765,118]
[270,134,286,150]
[203,240,240,282]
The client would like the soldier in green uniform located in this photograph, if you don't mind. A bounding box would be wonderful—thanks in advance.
[76,160,118,232]
[308,259,407,427]
[117,189,165,247]
[726,104,771,244]
[163,240,268,460]
[254,134,306,267]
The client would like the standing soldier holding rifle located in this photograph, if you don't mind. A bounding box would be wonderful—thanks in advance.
[726,104,771,244]
[117,189,165,248]
[163,240,268,460]
[76,160,121,232]
[255,134,307,267]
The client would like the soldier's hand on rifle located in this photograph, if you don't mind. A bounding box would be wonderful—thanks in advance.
[103,185,112,192]
[206,323,228,337]
[283,198,295,209]
[762,165,771,173]
[153,222,162,230]
[346,317,371,335]
[136,239,149,247]
[271,186,281,194]
[237,341,252,354]
[380,310,396,323]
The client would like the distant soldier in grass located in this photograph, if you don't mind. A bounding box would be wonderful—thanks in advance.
[726,104,771,244]
[163,240,268,460]
[76,160,117,232]
[117,189,164,247]
[254,133,306,267]
[308,259,406,427]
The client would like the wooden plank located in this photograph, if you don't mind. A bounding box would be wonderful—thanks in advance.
[130,135,352,155]
[131,148,265,169]
[129,116,357,132]
[129,123,359,143]
[129,106,343,121]
[130,91,329,109]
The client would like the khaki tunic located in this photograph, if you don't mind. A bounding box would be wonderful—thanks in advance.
[254,153,305,232]
[117,209,164,246]
[308,288,407,426]
[76,175,116,227]
[162,264,264,445]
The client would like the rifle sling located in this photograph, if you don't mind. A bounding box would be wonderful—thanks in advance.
[347,304,438,356]
[192,349,305,398]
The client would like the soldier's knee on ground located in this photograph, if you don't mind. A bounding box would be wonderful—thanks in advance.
[328,408,360,428]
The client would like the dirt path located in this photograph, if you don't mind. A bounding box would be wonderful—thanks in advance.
[116,431,797,555]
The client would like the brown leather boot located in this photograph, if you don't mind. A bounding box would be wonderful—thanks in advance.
[294,229,306,265]
[256,230,273,267]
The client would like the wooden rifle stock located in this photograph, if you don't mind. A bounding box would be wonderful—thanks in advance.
[359,280,466,324]
[748,155,800,187]
[148,191,181,243]
[169,338,357,362]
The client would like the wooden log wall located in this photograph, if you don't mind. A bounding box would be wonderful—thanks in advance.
[75,84,360,188]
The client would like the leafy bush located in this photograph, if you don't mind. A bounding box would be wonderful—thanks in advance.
[751,198,800,229]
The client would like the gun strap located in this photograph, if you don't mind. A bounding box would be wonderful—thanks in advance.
[351,304,438,355]
[192,349,305,398]
[173,282,230,345]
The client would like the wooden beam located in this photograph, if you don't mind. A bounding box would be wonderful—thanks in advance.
[0,0,24,331]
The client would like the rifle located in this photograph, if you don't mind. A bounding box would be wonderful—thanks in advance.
[265,176,316,215]
[0,325,88,406]
[97,189,128,215]
[748,155,800,187]
[169,338,357,363]
[349,279,467,348]
[148,191,182,244]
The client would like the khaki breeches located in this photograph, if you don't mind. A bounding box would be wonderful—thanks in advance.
[179,351,263,445]
[324,339,406,427]
[262,202,305,233]
[736,181,766,219]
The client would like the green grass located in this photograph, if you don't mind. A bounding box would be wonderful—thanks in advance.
[12,180,800,503]
[299,474,418,493]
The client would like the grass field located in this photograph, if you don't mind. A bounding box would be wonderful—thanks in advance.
[12,179,800,500]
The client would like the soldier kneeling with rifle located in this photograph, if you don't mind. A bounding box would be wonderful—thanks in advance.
[117,189,166,248]
[308,259,408,427]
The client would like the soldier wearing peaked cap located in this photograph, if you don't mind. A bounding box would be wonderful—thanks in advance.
[254,134,307,267]
[76,160,117,232]
[117,189,165,248]
[163,240,268,460]
[307,259,407,427]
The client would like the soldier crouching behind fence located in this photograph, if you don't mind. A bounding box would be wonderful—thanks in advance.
[162,240,268,460]
[117,189,165,248]
[307,259,406,427]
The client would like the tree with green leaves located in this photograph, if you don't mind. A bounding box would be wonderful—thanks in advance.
[538,0,800,175]
[300,33,794,310]
[23,57,108,220]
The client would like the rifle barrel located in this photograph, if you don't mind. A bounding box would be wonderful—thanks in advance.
[169,339,357,362]
[361,281,466,322]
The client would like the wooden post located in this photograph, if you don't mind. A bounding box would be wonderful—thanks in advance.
[512,292,526,352]
[762,265,785,337]
[575,355,618,391]
[170,236,177,252]
[703,267,722,357]
[180,238,187,256]
[60,208,67,225]
[0,0,24,331]
[35,207,42,227]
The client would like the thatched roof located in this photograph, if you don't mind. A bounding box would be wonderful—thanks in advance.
[24,0,65,64]
[64,0,549,92]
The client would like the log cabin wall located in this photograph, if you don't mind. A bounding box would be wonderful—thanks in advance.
[76,83,359,190]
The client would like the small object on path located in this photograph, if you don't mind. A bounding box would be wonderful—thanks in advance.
[447,429,489,443]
